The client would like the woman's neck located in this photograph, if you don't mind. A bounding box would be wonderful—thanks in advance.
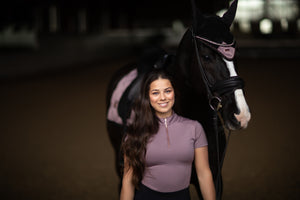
[156,110,173,119]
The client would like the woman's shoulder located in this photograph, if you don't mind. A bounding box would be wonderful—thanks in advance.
[174,114,205,137]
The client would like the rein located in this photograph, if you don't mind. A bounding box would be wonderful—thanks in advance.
[190,28,244,200]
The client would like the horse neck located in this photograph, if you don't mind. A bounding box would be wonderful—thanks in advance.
[174,30,192,78]
[173,30,212,123]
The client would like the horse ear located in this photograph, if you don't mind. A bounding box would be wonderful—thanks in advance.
[221,0,238,27]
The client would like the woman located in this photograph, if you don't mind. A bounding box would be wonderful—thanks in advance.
[120,69,215,200]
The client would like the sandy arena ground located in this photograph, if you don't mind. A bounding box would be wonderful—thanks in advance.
[0,57,299,200]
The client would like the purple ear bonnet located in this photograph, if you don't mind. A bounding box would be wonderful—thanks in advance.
[195,34,236,60]
[192,0,238,60]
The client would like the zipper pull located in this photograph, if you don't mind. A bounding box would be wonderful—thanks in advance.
[164,118,170,147]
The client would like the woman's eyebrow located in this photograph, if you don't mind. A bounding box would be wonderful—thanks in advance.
[151,87,172,92]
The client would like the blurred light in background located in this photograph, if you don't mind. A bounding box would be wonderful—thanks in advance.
[267,0,299,20]
[235,0,264,21]
[227,0,299,35]
[78,9,87,34]
[280,19,289,32]
[260,18,273,34]
[49,5,58,33]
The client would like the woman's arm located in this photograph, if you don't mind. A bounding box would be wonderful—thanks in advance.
[194,146,216,200]
[120,155,135,200]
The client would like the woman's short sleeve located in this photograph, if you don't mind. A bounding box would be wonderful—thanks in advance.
[194,122,208,148]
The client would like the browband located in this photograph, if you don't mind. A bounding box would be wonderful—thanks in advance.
[194,35,236,60]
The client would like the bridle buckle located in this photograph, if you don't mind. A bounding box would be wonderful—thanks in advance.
[209,96,222,111]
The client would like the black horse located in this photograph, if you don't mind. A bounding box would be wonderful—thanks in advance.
[106,0,251,199]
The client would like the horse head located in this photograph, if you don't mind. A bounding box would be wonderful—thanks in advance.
[175,0,251,130]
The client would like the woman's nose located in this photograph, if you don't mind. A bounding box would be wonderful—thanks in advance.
[160,93,166,100]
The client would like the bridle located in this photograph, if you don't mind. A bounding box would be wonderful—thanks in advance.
[190,28,245,200]
[190,28,245,109]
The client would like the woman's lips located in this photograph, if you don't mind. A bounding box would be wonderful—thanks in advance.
[158,102,168,107]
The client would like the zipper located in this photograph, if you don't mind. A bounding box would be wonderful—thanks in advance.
[164,118,171,147]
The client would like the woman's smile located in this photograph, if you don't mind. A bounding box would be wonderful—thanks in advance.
[158,102,168,107]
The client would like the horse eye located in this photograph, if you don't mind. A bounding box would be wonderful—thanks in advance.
[202,55,211,61]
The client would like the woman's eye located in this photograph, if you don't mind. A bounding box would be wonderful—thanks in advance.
[152,92,159,95]
[165,90,172,93]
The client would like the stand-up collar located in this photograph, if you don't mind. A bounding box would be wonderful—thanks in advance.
[158,112,178,126]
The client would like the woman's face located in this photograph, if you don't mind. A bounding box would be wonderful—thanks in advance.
[149,78,175,118]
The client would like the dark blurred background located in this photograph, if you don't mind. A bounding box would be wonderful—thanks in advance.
[0,0,299,199]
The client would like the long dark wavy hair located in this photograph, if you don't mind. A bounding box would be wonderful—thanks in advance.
[121,69,175,188]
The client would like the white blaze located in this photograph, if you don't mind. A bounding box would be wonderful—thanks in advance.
[223,59,251,128]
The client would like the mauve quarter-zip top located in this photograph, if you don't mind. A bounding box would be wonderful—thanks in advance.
[142,112,208,192]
